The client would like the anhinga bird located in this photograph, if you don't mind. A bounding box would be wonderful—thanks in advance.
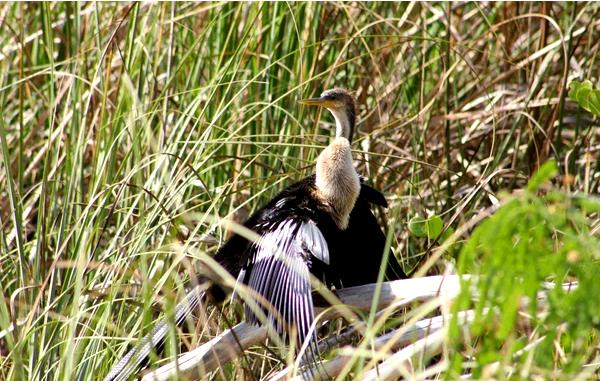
[104,88,405,381]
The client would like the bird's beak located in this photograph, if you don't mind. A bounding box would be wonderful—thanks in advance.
[298,96,336,108]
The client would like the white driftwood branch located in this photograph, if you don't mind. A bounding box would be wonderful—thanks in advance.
[331,275,462,313]
[285,310,476,381]
[360,328,446,381]
[141,275,462,381]
[141,322,267,381]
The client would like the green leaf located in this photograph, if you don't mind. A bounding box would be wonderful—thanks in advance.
[408,214,444,239]
[569,80,600,117]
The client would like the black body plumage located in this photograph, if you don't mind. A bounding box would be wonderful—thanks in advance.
[213,173,405,300]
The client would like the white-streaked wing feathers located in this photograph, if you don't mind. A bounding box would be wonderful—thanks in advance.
[244,218,328,367]
[103,286,206,381]
[298,220,329,265]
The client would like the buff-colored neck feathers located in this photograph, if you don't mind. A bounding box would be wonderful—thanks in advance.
[315,136,360,230]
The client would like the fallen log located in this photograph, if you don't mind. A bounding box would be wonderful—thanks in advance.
[141,275,462,381]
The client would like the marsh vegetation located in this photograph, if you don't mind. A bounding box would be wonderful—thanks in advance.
[1,2,599,380]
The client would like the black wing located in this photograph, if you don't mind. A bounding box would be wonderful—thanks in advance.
[329,181,406,288]
[357,179,388,207]
[242,218,328,367]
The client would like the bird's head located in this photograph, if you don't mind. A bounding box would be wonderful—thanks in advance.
[299,88,357,142]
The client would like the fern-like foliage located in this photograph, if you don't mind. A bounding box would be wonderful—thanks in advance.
[450,161,600,379]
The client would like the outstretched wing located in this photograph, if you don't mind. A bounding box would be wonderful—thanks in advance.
[103,286,206,381]
[242,218,328,367]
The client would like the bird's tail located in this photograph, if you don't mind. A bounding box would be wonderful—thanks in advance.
[103,285,207,381]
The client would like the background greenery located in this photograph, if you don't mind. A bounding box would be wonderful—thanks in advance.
[0,2,599,380]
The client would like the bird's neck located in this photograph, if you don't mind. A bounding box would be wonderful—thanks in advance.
[315,136,360,230]
[329,108,354,143]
